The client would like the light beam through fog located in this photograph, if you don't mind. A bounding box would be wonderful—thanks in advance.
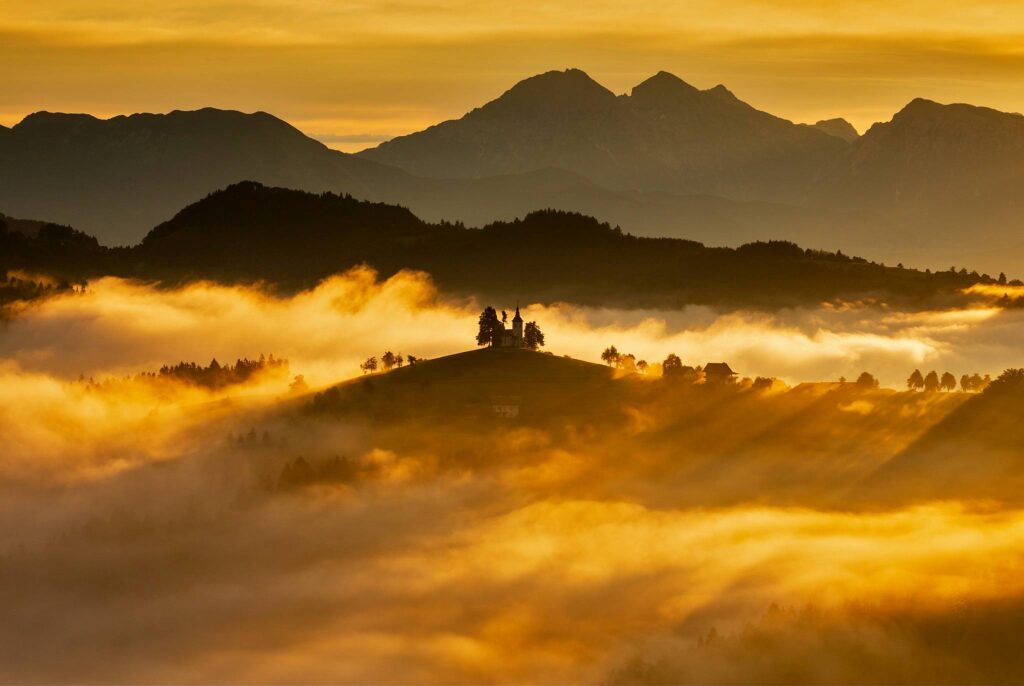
[4,268,1024,682]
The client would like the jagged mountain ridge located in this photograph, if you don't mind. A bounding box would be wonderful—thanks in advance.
[5,69,1024,271]
[0,105,872,253]
[360,69,847,202]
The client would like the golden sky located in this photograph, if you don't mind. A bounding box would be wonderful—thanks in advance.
[3,1,1024,151]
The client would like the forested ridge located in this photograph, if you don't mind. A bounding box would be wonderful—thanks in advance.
[2,182,1013,309]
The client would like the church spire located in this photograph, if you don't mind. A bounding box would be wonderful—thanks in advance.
[511,301,524,347]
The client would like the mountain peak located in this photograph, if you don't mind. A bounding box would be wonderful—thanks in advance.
[15,111,103,132]
[881,97,1024,135]
[705,84,738,101]
[812,118,859,142]
[496,69,616,111]
[899,97,943,115]
[630,71,700,102]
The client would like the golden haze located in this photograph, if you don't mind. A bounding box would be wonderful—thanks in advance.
[4,1,1024,147]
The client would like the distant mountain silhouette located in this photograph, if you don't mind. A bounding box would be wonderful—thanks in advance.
[0,108,409,245]
[0,106,874,254]
[4,182,1001,309]
[360,72,1024,270]
[6,72,1024,271]
[840,99,1024,210]
[829,98,1024,267]
[810,118,859,142]
[360,69,846,203]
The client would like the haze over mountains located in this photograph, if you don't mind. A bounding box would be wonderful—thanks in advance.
[4,68,1024,271]
[361,69,848,201]
[3,182,1005,311]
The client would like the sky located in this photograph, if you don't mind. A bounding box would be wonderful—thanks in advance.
[3,1,1024,150]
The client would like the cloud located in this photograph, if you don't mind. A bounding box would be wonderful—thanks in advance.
[3,269,1022,391]
[4,267,1024,680]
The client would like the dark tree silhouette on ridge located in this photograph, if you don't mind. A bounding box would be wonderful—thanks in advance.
[477,307,502,347]
[907,369,925,391]
[524,321,545,350]
[601,346,620,366]
[856,372,879,389]
[940,372,957,392]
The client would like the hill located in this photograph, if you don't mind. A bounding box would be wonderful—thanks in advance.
[308,347,618,424]
[2,182,1007,309]
[865,372,1024,503]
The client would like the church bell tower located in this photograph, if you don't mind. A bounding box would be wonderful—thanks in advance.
[512,304,524,346]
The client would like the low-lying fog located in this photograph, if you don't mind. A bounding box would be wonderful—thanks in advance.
[2,267,1020,388]
[2,269,1024,683]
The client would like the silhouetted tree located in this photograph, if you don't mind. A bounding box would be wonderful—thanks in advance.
[940,372,957,392]
[601,345,620,366]
[924,370,940,392]
[662,353,682,376]
[619,353,637,373]
[907,369,925,391]
[477,307,502,347]
[856,372,879,389]
[752,376,774,390]
[637,360,649,374]
[381,351,396,371]
[289,374,308,393]
[360,356,378,374]
[524,321,545,350]
[395,354,404,368]
[999,272,1008,285]
[986,368,1024,393]
[406,355,419,365]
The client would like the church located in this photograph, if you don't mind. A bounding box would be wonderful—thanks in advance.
[495,306,525,348]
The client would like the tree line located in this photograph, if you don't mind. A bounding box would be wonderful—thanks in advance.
[599,344,1005,394]
[149,354,288,389]
[360,351,423,374]
[906,369,990,393]
[77,354,294,391]
[11,183,1023,311]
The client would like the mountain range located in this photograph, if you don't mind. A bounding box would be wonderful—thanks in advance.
[3,68,1024,272]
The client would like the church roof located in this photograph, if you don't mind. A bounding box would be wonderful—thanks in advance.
[704,362,736,375]
[512,305,523,322]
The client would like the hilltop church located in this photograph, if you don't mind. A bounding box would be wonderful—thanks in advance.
[495,306,525,348]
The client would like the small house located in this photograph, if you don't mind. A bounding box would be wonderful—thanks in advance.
[703,362,737,384]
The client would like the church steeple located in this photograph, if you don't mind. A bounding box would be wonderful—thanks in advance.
[512,302,524,345]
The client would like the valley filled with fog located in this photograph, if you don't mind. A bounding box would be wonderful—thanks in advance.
[4,270,1024,682]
